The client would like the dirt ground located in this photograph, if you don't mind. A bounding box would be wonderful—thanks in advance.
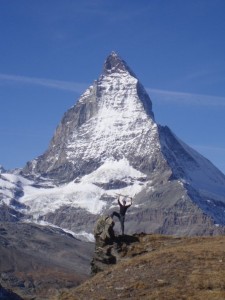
[56,234,225,300]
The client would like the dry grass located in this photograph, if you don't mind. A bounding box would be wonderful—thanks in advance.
[56,235,225,300]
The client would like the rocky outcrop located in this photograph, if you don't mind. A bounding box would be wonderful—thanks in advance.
[93,215,115,246]
[91,215,115,274]
[90,212,224,279]
[91,215,139,275]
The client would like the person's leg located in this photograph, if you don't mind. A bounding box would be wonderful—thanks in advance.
[111,211,120,219]
[120,215,125,235]
[111,212,125,235]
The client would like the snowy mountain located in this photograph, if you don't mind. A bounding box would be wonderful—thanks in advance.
[1,52,225,238]
[22,51,156,183]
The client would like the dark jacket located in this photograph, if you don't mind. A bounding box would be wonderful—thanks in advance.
[118,199,131,216]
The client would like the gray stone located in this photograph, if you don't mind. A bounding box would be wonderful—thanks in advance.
[91,215,140,275]
[94,215,115,246]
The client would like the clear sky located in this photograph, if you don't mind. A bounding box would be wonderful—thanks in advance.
[0,0,225,174]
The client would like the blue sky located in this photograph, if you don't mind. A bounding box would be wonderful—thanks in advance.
[0,0,225,174]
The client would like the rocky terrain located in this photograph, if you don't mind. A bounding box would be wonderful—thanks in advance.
[0,222,94,300]
[56,217,225,300]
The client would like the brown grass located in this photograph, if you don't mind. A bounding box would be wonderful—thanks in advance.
[56,235,225,300]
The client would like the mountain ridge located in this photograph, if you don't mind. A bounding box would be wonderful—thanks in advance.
[0,222,94,300]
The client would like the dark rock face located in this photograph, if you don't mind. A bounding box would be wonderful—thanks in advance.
[0,203,24,222]
[42,206,99,236]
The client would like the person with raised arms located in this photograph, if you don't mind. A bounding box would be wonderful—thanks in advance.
[111,194,133,235]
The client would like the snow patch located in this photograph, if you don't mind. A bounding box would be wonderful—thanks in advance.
[24,220,94,242]
[82,158,146,184]
[1,158,147,222]
[20,181,106,218]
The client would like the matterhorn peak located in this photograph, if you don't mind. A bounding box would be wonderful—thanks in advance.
[2,52,225,241]
[103,51,137,77]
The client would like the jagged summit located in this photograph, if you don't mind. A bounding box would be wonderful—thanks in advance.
[103,51,137,77]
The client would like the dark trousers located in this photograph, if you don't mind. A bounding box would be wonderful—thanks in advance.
[111,212,125,235]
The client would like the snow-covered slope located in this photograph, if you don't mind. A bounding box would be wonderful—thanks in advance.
[1,52,225,237]
[22,51,160,183]
[1,158,146,217]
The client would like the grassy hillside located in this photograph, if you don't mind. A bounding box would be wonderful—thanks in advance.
[57,234,225,300]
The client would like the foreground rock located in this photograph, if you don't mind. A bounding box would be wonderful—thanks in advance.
[91,215,139,275]
[0,222,94,300]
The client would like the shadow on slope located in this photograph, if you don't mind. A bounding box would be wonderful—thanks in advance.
[0,222,94,300]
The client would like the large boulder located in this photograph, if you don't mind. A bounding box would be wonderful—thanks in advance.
[91,215,139,275]
[91,215,116,274]
[93,215,115,247]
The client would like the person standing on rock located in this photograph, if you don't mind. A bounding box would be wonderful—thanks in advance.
[111,195,132,235]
